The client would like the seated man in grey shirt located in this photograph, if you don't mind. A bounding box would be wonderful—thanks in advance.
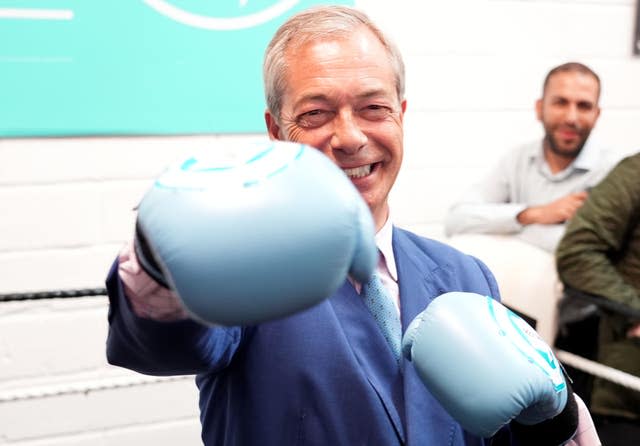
[445,62,618,253]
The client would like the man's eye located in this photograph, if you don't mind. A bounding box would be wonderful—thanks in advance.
[297,110,332,128]
[577,102,594,111]
[361,105,392,120]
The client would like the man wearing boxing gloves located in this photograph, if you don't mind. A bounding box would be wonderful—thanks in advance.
[106,5,599,445]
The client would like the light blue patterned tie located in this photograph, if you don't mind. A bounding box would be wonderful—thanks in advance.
[362,274,402,362]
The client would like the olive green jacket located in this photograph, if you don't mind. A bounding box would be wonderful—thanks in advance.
[556,152,640,419]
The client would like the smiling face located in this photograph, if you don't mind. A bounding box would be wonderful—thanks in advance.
[536,70,601,160]
[265,26,406,231]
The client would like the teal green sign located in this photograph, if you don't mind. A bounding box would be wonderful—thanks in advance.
[0,1,353,137]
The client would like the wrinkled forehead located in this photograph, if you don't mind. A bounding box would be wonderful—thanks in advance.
[283,32,399,102]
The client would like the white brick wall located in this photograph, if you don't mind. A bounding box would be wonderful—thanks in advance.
[1,0,640,444]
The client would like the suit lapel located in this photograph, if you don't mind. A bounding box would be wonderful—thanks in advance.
[392,228,459,327]
[330,281,405,443]
[393,228,463,445]
[329,229,467,445]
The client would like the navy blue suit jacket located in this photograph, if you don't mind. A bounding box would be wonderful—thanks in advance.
[107,227,510,445]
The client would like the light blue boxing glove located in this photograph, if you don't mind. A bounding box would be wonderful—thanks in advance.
[402,292,570,439]
[135,140,377,326]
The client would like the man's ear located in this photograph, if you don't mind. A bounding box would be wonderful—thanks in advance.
[535,99,543,122]
[265,111,282,141]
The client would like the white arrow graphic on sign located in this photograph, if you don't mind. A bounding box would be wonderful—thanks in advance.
[143,0,299,30]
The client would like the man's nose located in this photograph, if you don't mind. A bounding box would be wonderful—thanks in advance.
[330,110,367,154]
[564,104,578,124]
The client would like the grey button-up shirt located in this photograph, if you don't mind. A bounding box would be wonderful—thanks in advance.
[444,138,619,252]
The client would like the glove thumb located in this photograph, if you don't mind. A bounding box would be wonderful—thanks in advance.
[348,196,377,283]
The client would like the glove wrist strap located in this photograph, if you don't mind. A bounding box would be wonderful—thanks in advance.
[134,221,169,288]
[509,381,579,446]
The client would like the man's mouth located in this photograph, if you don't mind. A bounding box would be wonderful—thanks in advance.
[557,126,581,140]
[343,164,373,179]
[559,130,578,139]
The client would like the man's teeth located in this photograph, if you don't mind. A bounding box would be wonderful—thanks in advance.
[343,164,372,178]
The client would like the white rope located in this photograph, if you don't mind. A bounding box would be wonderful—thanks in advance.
[0,374,193,403]
[555,349,640,393]
[3,350,636,402]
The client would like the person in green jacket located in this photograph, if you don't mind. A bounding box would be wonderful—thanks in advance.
[556,152,640,445]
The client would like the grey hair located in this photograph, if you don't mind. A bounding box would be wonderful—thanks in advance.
[263,5,405,120]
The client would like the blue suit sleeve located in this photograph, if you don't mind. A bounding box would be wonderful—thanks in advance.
[469,255,502,302]
[105,259,242,376]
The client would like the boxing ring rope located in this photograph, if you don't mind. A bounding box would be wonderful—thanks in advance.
[1,289,638,402]
[0,288,107,302]
[0,287,194,404]
[0,374,193,403]
[555,349,640,393]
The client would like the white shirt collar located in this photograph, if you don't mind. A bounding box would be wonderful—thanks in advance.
[571,137,603,171]
[375,214,398,282]
[530,137,601,173]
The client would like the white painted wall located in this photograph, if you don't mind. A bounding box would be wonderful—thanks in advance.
[1,0,639,443]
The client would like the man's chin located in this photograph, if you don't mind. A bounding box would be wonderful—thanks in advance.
[547,136,586,159]
[555,146,582,159]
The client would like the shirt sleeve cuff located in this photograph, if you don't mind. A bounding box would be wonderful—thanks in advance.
[118,240,189,322]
